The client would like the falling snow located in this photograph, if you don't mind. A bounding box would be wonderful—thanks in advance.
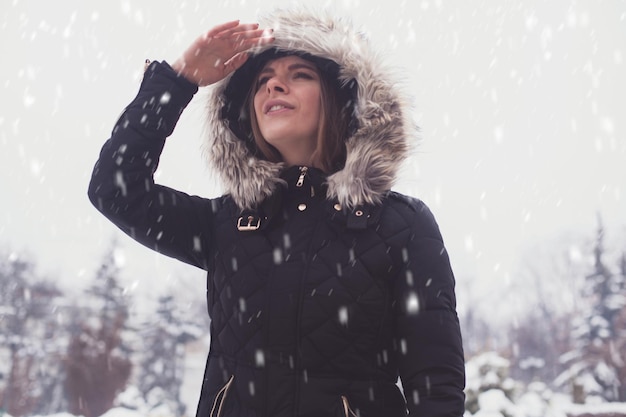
[338,306,349,325]
[159,91,171,104]
[406,292,420,314]
[1,0,625,416]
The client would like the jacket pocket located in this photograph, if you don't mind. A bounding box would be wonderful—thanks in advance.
[341,395,358,417]
[210,375,234,417]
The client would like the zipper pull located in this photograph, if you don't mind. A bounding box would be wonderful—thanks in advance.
[296,166,308,187]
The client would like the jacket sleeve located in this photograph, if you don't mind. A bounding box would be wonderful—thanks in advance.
[87,60,213,270]
[393,199,466,416]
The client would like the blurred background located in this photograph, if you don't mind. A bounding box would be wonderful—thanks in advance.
[1,0,625,416]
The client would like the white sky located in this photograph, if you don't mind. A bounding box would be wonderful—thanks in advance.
[1,0,625,320]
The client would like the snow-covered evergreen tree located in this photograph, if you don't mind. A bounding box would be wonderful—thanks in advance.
[558,218,626,402]
[136,294,204,416]
[615,253,626,401]
[0,252,36,415]
[64,242,133,417]
[0,251,67,416]
[0,256,67,415]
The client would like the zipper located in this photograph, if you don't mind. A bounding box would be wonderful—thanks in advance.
[292,261,307,416]
[291,202,317,416]
[210,375,234,417]
[296,166,308,187]
[341,396,358,417]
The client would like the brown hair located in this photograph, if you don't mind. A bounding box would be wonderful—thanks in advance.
[246,60,351,173]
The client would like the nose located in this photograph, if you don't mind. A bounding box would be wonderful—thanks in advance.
[266,77,287,94]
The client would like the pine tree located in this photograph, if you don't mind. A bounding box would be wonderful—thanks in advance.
[136,294,204,416]
[27,280,70,415]
[0,252,66,416]
[0,252,35,415]
[64,242,133,417]
[615,253,626,400]
[558,217,626,402]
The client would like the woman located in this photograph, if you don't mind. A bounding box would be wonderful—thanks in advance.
[88,8,465,417]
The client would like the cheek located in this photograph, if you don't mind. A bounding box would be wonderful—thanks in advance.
[311,92,322,118]
[302,86,321,114]
[253,93,264,119]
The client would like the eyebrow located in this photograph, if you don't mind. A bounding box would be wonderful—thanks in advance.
[258,62,318,77]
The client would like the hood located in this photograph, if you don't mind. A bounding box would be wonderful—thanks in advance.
[204,7,417,210]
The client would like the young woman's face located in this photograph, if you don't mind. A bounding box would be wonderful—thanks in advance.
[253,56,322,163]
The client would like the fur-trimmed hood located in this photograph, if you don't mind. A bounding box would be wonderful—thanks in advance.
[205,8,416,210]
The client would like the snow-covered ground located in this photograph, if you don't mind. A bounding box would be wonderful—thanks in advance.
[21,400,626,417]
[468,390,626,417]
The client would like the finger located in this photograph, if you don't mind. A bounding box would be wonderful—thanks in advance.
[206,20,241,38]
[231,28,273,40]
[237,34,275,51]
[232,22,263,32]
[230,29,274,52]
[213,23,260,38]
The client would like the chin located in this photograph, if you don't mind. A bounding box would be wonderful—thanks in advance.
[264,132,303,147]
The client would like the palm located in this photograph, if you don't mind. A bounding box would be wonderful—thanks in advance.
[173,21,274,86]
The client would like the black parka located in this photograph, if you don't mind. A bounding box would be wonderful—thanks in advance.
[88,9,465,417]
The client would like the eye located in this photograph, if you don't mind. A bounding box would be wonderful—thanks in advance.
[294,71,314,80]
[256,76,270,89]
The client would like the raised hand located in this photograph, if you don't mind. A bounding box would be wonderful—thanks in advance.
[172,20,274,86]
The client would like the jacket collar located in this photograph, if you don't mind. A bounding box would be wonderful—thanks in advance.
[235,165,381,233]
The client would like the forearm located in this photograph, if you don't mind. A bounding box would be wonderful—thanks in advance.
[88,61,212,269]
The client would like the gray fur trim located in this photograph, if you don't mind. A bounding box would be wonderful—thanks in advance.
[203,7,417,210]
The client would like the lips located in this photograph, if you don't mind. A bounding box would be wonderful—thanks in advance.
[263,99,294,114]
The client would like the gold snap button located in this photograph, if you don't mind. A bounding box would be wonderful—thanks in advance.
[298,203,307,211]
[334,203,341,211]
[355,210,363,217]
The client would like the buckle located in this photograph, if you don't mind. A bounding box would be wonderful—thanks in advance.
[237,215,261,231]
